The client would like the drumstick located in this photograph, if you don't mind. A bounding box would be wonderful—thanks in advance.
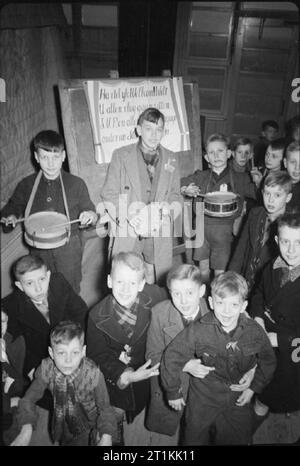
[40,218,82,231]
[0,217,25,225]
[250,156,255,170]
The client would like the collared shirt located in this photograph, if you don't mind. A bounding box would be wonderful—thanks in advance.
[273,255,300,287]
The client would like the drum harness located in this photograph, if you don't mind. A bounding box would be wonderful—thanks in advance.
[24,170,71,245]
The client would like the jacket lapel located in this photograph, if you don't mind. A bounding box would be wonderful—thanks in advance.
[163,303,184,341]
[129,292,152,345]
[123,145,142,200]
[94,295,129,345]
[17,294,50,335]
[154,148,174,202]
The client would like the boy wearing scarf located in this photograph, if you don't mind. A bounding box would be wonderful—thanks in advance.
[11,321,116,446]
[87,252,164,445]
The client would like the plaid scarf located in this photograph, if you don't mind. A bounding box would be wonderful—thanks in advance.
[52,361,90,443]
[140,147,160,182]
[273,256,300,287]
[113,296,139,339]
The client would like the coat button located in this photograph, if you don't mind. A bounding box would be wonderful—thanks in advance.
[124,186,130,190]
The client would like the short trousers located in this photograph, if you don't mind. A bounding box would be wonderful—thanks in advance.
[193,221,233,270]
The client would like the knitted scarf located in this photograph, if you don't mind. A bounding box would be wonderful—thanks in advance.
[113,296,139,339]
[52,361,90,443]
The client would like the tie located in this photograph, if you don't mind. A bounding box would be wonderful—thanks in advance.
[34,298,50,324]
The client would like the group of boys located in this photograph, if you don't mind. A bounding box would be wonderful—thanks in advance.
[1,110,300,446]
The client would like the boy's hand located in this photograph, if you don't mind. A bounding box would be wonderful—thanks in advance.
[230,365,256,392]
[235,388,254,406]
[129,360,160,383]
[10,424,33,446]
[181,183,201,198]
[97,434,112,446]
[1,215,18,228]
[183,359,215,378]
[250,168,263,187]
[79,210,98,226]
[168,398,186,411]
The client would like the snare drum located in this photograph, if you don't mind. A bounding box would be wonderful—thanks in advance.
[24,212,70,249]
[204,192,239,218]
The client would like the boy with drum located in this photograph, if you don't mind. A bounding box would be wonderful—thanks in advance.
[181,133,257,283]
[1,130,97,293]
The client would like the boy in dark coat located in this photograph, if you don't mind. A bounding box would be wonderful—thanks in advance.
[86,251,167,445]
[2,255,88,381]
[249,213,300,443]
[229,171,293,293]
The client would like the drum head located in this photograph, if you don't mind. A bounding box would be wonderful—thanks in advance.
[205,191,237,203]
[24,212,69,249]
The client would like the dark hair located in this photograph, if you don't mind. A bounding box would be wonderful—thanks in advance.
[137,107,165,126]
[50,321,84,347]
[13,254,48,281]
[277,212,300,233]
[263,171,293,194]
[211,271,248,301]
[33,130,64,152]
[167,264,203,290]
[205,133,229,149]
[262,120,279,131]
[110,251,145,280]
[268,138,286,152]
[232,137,253,152]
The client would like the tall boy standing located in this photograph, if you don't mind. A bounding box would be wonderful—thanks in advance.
[99,108,182,284]
[1,130,98,293]
[161,272,276,445]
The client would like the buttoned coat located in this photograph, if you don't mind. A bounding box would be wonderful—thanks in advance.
[99,143,183,281]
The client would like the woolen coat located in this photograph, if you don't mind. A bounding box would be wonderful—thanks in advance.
[249,260,300,413]
[99,143,183,281]
[86,284,168,421]
[3,272,88,376]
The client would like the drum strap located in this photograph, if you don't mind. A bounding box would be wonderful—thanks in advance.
[25,171,71,241]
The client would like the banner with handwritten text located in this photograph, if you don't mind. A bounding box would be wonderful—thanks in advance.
[84,77,190,164]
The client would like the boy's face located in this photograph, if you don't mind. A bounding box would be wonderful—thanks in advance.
[136,118,164,151]
[107,263,145,309]
[284,150,300,183]
[233,144,253,167]
[205,141,231,172]
[49,337,85,376]
[1,311,8,338]
[209,293,247,333]
[276,226,300,269]
[262,185,292,217]
[15,266,51,304]
[262,126,278,142]
[35,148,65,180]
[265,146,283,171]
[169,279,205,319]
